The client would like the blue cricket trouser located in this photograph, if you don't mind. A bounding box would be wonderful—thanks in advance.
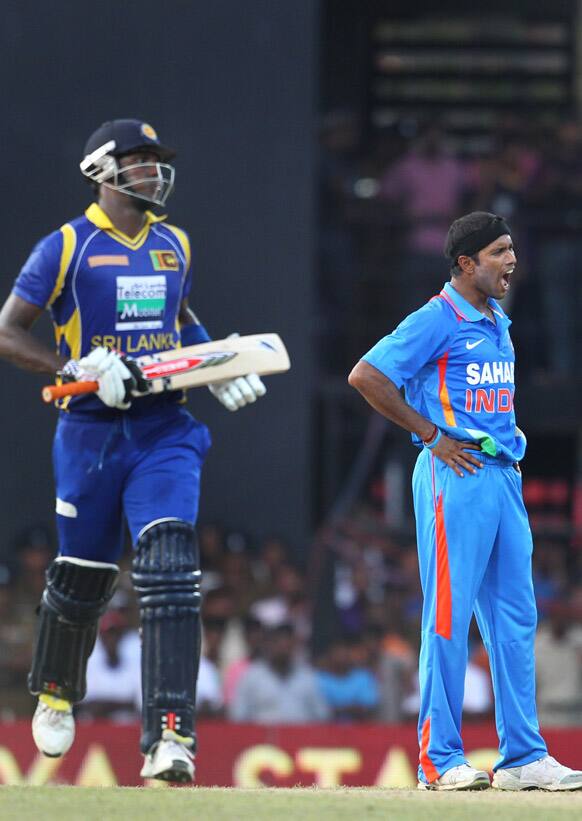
[52,406,211,562]
[412,448,547,782]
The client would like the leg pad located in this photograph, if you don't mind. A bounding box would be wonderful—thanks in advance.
[28,557,119,702]
[132,519,201,753]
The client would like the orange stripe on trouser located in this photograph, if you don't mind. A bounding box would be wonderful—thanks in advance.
[420,717,440,782]
[435,493,452,639]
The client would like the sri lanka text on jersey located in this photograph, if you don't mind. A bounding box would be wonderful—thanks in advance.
[90,333,177,353]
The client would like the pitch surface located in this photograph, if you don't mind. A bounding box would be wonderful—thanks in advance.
[1,786,582,820]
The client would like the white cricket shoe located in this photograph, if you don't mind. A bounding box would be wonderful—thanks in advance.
[492,755,582,791]
[418,764,490,791]
[140,729,195,783]
[32,694,75,757]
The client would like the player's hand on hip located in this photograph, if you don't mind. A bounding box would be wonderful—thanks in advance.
[75,347,137,410]
[432,435,483,478]
[208,373,266,411]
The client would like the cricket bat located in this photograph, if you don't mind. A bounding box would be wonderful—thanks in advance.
[41,333,290,404]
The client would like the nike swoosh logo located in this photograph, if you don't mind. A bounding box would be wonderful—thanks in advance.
[466,338,485,350]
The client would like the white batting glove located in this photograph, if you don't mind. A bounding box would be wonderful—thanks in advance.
[208,373,266,411]
[208,332,266,411]
[77,347,133,410]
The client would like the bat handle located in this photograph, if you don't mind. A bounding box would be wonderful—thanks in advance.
[42,380,99,403]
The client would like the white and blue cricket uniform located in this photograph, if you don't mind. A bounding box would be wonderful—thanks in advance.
[363,282,547,781]
[13,204,211,561]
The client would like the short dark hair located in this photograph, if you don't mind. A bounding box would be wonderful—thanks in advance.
[444,211,497,276]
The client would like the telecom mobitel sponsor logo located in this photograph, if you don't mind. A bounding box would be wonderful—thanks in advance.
[116,275,167,330]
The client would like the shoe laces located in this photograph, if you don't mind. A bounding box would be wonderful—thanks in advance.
[148,733,194,763]
[162,728,194,747]
[37,702,71,726]
[444,765,471,782]
[537,756,560,770]
[164,740,194,762]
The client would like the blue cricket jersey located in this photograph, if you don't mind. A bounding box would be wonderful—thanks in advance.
[363,282,526,461]
[13,203,194,415]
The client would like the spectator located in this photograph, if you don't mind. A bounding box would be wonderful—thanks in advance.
[316,635,379,722]
[0,564,35,718]
[81,609,141,722]
[251,562,311,642]
[378,124,469,315]
[223,616,264,706]
[361,625,411,723]
[252,536,289,599]
[535,603,582,726]
[527,121,582,377]
[221,548,260,617]
[12,525,54,614]
[196,657,224,719]
[532,539,568,619]
[198,611,228,718]
[230,623,329,723]
[202,586,246,674]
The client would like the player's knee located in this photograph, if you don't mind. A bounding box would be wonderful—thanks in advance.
[132,519,201,610]
[43,556,120,621]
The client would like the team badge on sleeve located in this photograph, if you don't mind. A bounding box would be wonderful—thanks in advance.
[149,250,179,271]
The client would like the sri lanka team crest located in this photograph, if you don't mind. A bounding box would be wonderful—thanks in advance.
[141,123,158,140]
[150,250,179,271]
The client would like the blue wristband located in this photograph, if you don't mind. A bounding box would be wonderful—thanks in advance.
[180,322,211,346]
[424,428,442,450]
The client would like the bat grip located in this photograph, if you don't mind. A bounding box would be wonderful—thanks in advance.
[42,381,99,403]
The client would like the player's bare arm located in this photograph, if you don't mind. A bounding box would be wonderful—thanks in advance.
[178,299,202,329]
[0,293,64,373]
[348,359,483,478]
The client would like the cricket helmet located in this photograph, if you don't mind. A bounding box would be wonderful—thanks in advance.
[80,119,176,207]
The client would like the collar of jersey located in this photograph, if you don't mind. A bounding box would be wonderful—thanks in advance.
[85,203,167,250]
[441,282,509,324]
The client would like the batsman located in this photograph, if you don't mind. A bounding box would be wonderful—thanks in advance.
[0,119,266,782]
[350,212,582,792]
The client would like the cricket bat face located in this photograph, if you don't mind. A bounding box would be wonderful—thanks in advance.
[42,334,290,403]
[137,334,290,393]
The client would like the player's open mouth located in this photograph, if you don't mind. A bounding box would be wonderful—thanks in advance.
[501,267,513,290]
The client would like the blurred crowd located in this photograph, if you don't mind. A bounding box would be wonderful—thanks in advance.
[1,517,581,727]
[319,111,582,380]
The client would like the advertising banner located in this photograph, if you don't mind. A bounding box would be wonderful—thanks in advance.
[0,722,579,787]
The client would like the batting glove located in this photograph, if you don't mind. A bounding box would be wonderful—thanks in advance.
[74,347,137,409]
[209,373,266,411]
[207,332,267,411]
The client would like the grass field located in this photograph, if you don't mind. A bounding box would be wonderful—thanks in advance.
[1,786,582,821]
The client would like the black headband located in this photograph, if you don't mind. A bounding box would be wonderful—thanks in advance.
[447,215,511,262]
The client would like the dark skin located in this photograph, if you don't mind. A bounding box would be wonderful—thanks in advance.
[0,151,197,375]
[348,234,516,478]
